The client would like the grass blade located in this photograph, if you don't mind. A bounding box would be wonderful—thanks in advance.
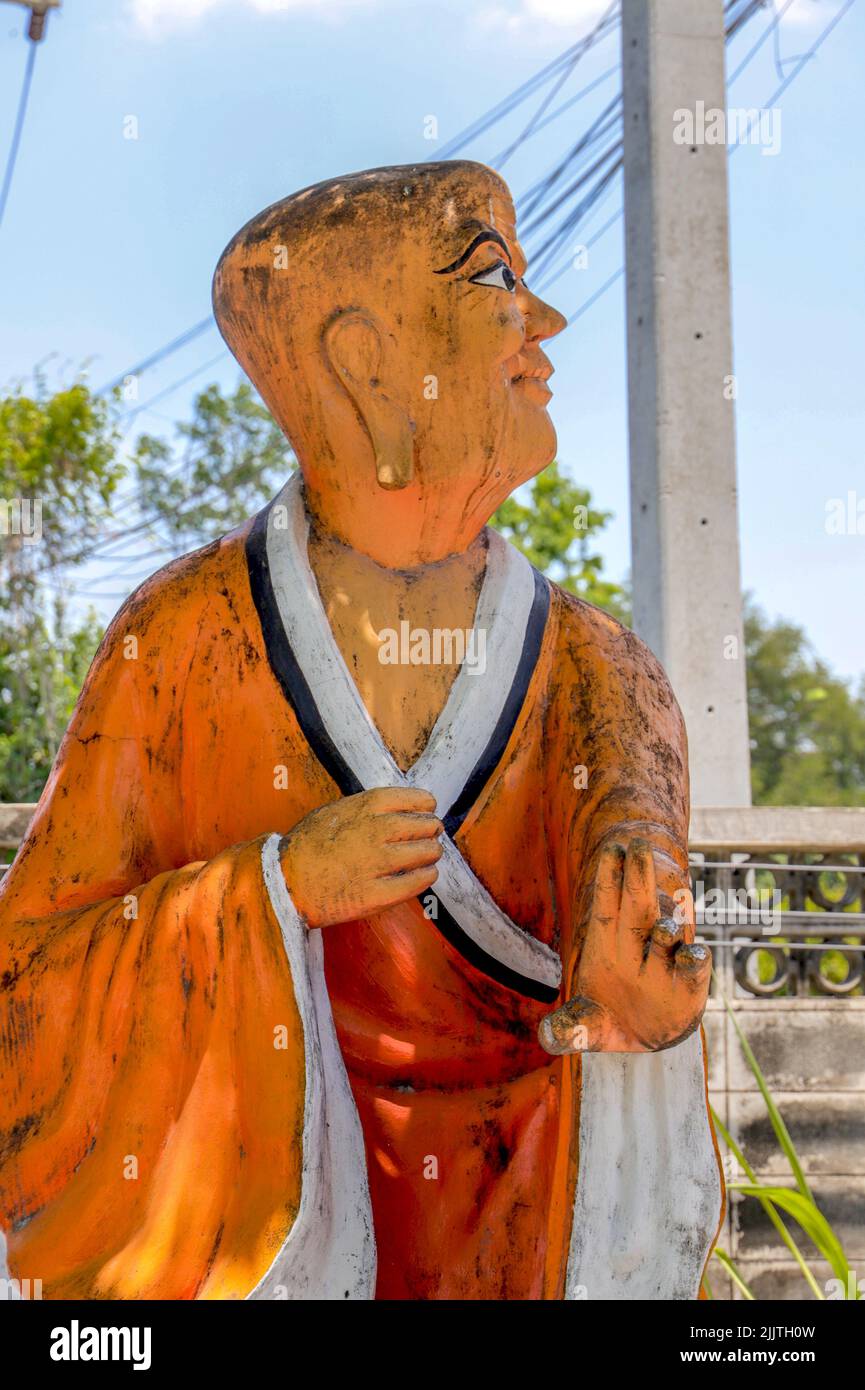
[733,1183,852,1287]
[723,997,813,1201]
[711,1107,824,1300]
[713,1246,755,1300]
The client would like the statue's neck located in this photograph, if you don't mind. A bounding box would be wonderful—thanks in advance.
[305,516,489,771]
[300,476,491,569]
[306,514,488,613]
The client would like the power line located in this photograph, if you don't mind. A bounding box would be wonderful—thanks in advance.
[730,0,857,154]
[65,0,848,594]
[724,0,772,43]
[516,0,773,295]
[727,0,796,86]
[91,3,619,416]
[556,0,856,327]
[495,0,621,169]
[56,8,702,586]
[432,6,621,163]
[0,38,38,230]
[96,318,216,397]
[518,97,622,229]
[490,64,619,167]
[533,201,622,298]
[529,149,623,281]
[48,353,233,578]
[119,349,229,426]
[70,357,233,567]
[567,265,624,325]
[80,0,764,463]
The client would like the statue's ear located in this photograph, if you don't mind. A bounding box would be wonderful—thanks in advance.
[323,310,415,490]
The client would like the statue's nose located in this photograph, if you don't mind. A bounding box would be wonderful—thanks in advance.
[522,287,568,343]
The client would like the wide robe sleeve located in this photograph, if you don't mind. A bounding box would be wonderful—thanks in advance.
[543,592,725,1300]
[0,554,372,1300]
[543,595,692,983]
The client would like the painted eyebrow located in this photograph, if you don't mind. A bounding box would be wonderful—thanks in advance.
[433,230,513,276]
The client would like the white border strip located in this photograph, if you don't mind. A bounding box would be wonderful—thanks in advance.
[248,835,375,1300]
[407,528,537,812]
[434,838,562,988]
[565,1031,722,1300]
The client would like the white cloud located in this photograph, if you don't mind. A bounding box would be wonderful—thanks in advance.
[131,0,219,31]
[474,0,610,40]
[130,0,614,37]
[783,0,842,26]
[519,0,608,23]
[130,0,371,35]
[518,0,834,28]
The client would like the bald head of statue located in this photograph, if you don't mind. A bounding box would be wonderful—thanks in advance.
[213,161,566,566]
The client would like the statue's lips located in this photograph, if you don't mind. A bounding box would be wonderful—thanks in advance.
[512,372,553,401]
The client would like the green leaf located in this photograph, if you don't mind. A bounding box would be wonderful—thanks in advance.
[712,1247,755,1300]
[733,1185,853,1288]
[711,1106,824,1300]
[723,993,813,1201]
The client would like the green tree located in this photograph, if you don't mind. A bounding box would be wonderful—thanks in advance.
[0,599,103,802]
[0,371,124,802]
[1,376,295,801]
[133,381,295,548]
[746,599,865,806]
[492,461,630,623]
[492,471,865,807]
[0,371,124,590]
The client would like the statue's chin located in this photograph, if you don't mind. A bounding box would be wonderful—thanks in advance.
[475,449,555,528]
[516,429,558,490]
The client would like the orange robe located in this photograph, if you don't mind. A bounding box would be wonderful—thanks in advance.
[0,478,723,1300]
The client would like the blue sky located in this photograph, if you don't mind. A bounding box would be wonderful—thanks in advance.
[1,0,863,680]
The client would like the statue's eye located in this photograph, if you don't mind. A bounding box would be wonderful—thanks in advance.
[468,260,517,294]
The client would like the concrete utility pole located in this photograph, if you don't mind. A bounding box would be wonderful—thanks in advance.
[622,0,751,807]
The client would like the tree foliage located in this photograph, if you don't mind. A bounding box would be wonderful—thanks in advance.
[0,372,125,802]
[133,381,295,548]
[492,461,630,623]
[746,600,865,805]
[0,371,124,592]
[0,600,103,802]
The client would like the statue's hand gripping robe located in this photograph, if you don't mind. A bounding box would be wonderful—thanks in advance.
[0,475,724,1300]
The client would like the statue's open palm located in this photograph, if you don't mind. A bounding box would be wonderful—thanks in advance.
[539,839,710,1055]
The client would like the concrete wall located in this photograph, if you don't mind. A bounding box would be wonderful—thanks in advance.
[705,998,865,1299]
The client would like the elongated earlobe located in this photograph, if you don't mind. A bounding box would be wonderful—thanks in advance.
[375,452,413,490]
[323,311,415,491]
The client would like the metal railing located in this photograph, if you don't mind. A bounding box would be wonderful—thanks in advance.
[690,807,865,1000]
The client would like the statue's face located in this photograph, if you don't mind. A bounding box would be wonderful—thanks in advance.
[378,171,567,514]
[213,163,569,561]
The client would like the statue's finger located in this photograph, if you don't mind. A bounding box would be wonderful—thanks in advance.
[537,996,598,1055]
[618,838,657,963]
[673,941,712,983]
[670,884,697,944]
[648,914,684,960]
[623,838,657,925]
[588,842,625,941]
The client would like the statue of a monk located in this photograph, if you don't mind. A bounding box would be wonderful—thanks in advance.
[0,161,723,1301]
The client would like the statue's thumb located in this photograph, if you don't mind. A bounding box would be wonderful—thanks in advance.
[537,995,603,1055]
